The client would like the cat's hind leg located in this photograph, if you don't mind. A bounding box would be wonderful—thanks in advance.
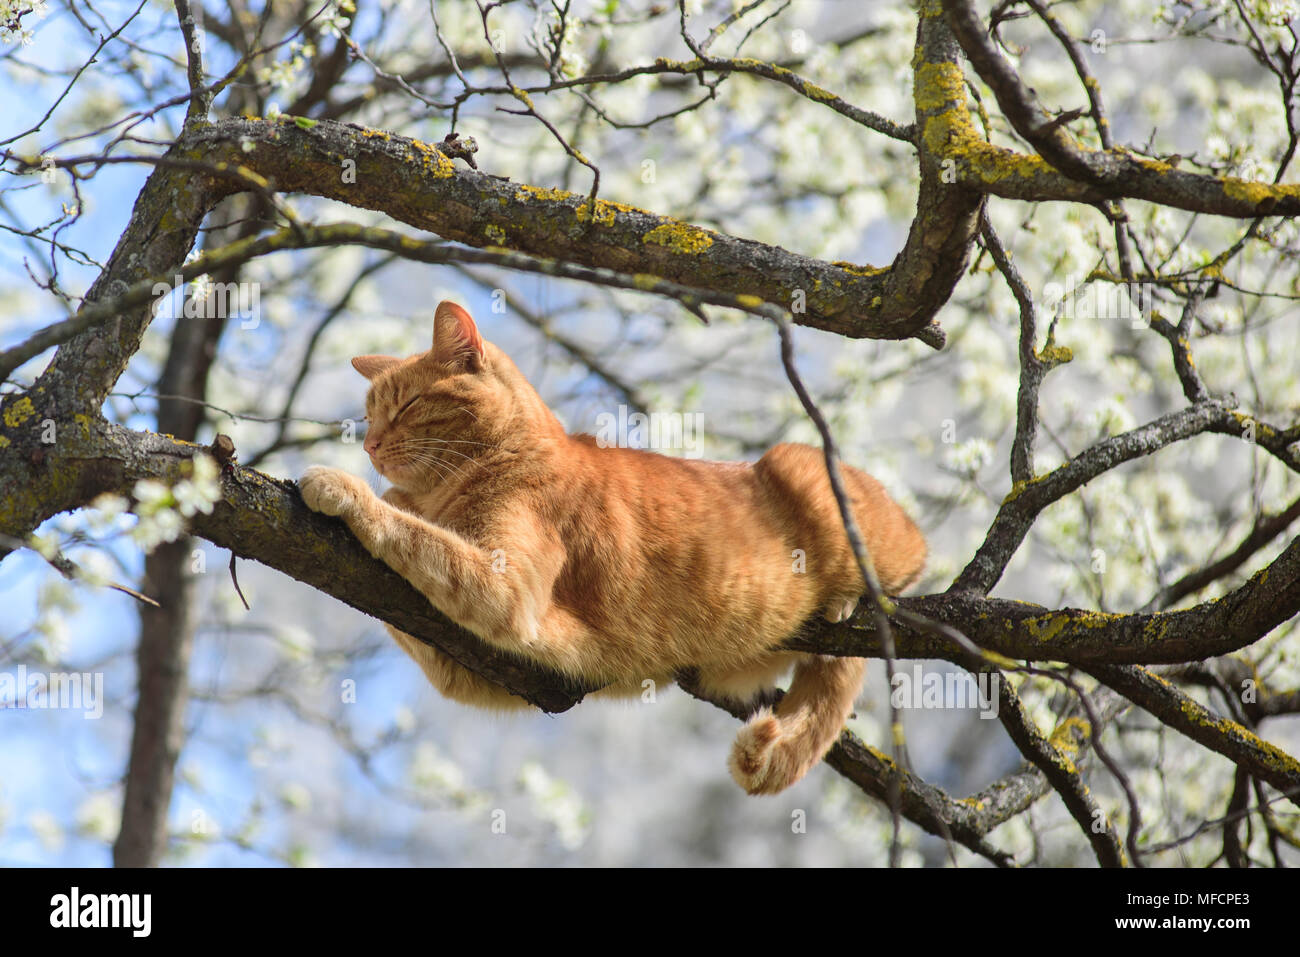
[728,654,865,795]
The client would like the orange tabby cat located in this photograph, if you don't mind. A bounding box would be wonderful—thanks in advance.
[299,301,926,795]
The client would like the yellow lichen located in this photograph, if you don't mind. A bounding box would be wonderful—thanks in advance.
[484,224,507,243]
[1073,609,1121,629]
[970,144,1056,184]
[1132,154,1172,174]
[1231,410,1274,439]
[801,80,837,102]
[748,58,789,77]
[913,57,1060,187]
[409,139,456,179]
[914,61,967,115]
[1049,716,1092,757]
[3,397,35,429]
[1024,614,1068,644]
[1142,615,1169,642]
[1001,471,1052,504]
[514,184,574,203]
[641,222,714,254]
[831,260,888,277]
[1221,178,1300,205]
[575,200,617,226]
[1036,343,1073,365]
[653,57,704,72]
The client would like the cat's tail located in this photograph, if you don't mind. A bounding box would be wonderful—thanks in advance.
[727,654,865,795]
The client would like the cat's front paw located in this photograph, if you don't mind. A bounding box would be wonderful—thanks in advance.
[299,465,371,518]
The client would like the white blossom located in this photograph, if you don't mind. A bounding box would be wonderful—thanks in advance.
[944,437,996,475]
[518,761,589,850]
[75,793,121,842]
[172,454,221,517]
[27,810,64,852]
[0,1,48,46]
[86,493,130,532]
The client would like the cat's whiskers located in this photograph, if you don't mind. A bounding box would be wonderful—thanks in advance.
[393,452,458,484]
[396,438,489,472]
[400,437,495,449]
[398,448,472,482]
[398,442,480,468]
[407,446,482,467]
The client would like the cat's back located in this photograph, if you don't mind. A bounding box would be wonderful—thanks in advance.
[556,435,767,533]
[550,438,924,594]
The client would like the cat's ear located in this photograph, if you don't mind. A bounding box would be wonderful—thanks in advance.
[432,300,486,372]
[351,354,400,380]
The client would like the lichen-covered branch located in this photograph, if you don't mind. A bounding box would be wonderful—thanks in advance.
[179,117,946,343]
[935,0,1300,216]
[1086,663,1300,808]
[2,221,819,376]
[985,664,1126,867]
[791,545,1300,666]
[885,8,984,339]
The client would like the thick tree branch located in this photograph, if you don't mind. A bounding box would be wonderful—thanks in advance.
[4,414,1296,685]
[2,221,820,380]
[889,8,985,338]
[181,117,948,342]
[937,0,1300,216]
[0,418,593,712]
[791,547,1300,666]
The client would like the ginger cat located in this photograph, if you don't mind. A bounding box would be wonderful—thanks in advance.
[299,301,926,795]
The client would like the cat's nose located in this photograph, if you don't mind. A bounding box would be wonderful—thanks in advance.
[363,431,380,456]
